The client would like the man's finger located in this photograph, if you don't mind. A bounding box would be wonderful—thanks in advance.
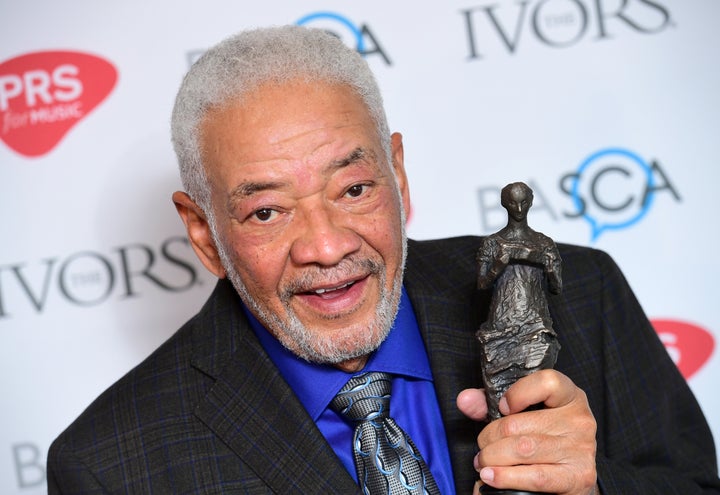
[479,461,597,495]
[457,388,489,421]
[476,431,573,467]
[502,370,577,415]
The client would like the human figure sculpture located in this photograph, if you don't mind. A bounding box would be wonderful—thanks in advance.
[476,182,562,421]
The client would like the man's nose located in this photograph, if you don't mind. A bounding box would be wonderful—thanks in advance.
[289,203,362,266]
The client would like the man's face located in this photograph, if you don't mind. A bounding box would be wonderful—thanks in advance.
[198,80,410,367]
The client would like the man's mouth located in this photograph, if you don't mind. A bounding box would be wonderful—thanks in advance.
[312,280,355,296]
[290,275,371,312]
[282,257,383,313]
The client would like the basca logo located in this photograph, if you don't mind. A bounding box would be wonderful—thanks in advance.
[0,51,117,157]
[296,12,392,65]
[477,147,681,242]
[560,147,681,241]
[652,319,715,380]
[461,0,673,59]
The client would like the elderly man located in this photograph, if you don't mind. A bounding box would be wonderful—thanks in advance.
[48,26,720,494]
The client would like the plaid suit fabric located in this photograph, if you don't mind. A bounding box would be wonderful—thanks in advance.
[48,236,720,494]
[47,276,361,494]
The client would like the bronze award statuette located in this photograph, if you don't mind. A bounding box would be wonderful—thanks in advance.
[475,182,562,495]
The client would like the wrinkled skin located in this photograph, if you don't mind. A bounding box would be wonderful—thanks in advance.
[457,370,599,495]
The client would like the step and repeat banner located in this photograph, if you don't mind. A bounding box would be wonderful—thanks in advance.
[1,1,718,492]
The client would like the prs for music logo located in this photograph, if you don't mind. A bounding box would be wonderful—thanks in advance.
[0,51,117,157]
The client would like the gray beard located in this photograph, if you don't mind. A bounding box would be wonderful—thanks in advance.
[211,226,407,365]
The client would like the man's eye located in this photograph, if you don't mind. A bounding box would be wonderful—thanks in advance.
[345,184,367,198]
[253,208,276,222]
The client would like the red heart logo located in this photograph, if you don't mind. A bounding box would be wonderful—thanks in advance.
[652,319,715,380]
[0,51,118,158]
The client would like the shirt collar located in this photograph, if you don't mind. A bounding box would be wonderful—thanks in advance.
[244,286,433,420]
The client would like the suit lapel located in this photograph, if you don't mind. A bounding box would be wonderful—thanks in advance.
[404,238,488,493]
[191,280,360,493]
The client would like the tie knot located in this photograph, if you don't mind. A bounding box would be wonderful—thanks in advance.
[330,372,392,422]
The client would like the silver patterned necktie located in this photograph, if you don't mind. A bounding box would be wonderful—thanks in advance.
[330,372,441,495]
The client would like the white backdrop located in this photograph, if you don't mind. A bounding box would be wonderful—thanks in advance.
[1,1,718,492]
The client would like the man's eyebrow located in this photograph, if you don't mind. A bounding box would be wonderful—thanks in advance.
[228,148,375,201]
[328,147,375,171]
[229,180,287,200]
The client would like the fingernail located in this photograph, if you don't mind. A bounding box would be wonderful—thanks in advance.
[473,452,480,470]
[480,467,494,483]
[499,397,510,415]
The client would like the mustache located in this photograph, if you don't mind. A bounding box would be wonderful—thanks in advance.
[280,256,384,300]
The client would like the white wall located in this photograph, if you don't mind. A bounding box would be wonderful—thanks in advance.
[1,1,718,492]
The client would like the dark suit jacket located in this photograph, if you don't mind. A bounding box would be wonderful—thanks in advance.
[48,237,720,493]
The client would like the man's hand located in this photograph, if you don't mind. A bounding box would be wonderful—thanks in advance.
[457,370,598,495]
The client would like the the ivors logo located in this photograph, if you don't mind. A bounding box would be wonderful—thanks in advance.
[653,319,715,380]
[0,51,118,157]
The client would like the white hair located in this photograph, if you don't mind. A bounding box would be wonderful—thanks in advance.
[170,25,391,215]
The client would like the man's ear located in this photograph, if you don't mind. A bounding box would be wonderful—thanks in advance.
[172,191,226,278]
[390,132,411,219]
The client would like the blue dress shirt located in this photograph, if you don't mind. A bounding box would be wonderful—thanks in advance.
[244,287,456,494]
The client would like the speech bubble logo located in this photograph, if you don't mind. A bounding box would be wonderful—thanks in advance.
[652,319,715,380]
[570,148,655,241]
[296,12,365,52]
